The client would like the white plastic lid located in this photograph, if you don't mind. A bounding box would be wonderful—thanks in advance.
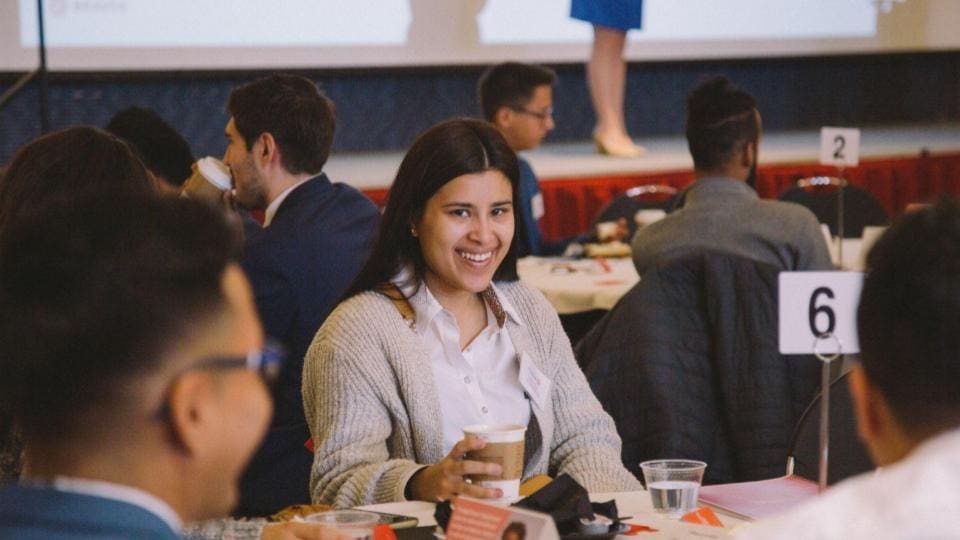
[196,157,232,190]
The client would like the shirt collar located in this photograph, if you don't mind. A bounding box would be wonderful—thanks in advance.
[686,176,758,206]
[47,476,183,533]
[263,177,312,227]
[391,269,522,335]
[488,281,523,328]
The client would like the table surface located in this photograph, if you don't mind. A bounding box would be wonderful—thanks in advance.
[357,490,749,538]
[520,230,878,315]
[518,256,639,315]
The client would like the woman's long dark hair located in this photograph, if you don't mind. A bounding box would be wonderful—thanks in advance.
[347,118,522,297]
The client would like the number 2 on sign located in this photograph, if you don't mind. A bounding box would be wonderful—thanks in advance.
[808,287,836,337]
[833,135,845,160]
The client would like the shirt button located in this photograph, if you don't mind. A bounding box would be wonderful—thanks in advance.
[464,376,472,384]
[481,406,489,414]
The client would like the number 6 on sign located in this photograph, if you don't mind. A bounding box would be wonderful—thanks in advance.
[779,272,864,355]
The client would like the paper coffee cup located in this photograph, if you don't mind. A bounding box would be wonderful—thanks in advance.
[596,221,619,242]
[463,424,526,500]
[634,209,666,228]
[182,157,231,204]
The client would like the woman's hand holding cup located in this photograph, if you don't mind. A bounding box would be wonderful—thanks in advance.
[408,437,503,502]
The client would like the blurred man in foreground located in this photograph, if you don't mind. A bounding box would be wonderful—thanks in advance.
[0,196,344,540]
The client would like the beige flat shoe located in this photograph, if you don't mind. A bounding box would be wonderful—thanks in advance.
[593,133,646,158]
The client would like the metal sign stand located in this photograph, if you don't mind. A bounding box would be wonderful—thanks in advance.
[0,0,50,133]
[835,169,846,267]
[812,333,842,493]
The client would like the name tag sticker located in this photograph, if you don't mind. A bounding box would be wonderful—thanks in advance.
[518,353,551,410]
[531,192,545,221]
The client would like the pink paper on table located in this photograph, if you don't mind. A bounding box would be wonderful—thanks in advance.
[697,475,819,520]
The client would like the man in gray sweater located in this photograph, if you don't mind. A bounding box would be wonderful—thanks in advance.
[631,76,832,274]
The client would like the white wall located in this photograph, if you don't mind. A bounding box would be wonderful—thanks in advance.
[1,0,957,72]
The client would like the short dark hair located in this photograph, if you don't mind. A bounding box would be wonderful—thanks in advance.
[0,196,242,443]
[0,126,154,233]
[857,197,960,435]
[685,76,759,171]
[478,62,557,122]
[107,106,196,187]
[227,74,335,175]
[347,118,521,296]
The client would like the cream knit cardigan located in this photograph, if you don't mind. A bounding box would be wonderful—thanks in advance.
[303,280,641,507]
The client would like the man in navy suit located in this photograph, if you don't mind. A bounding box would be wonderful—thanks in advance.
[222,74,380,515]
[0,197,343,539]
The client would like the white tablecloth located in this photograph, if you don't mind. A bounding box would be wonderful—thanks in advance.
[823,225,886,271]
[357,490,748,538]
[520,230,878,316]
[517,256,639,315]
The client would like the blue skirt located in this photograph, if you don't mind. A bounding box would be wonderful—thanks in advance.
[571,0,643,31]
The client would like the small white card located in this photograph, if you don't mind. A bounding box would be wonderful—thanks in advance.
[518,353,551,410]
[779,272,864,355]
[531,192,545,221]
[819,126,861,167]
[447,497,559,540]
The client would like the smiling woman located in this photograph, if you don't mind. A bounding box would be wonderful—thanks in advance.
[302,118,640,508]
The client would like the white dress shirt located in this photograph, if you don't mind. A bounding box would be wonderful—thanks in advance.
[738,427,960,539]
[49,476,182,533]
[263,177,312,227]
[404,281,532,455]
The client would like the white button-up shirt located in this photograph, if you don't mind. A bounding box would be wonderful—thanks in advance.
[406,281,531,455]
[263,177,311,227]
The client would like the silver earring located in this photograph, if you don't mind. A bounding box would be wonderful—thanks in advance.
[410,226,417,237]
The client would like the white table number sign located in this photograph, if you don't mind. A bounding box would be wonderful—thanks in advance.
[819,127,861,167]
[779,272,864,355]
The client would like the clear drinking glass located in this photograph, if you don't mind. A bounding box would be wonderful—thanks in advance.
[303,510,380,539]
[640,459,707,518]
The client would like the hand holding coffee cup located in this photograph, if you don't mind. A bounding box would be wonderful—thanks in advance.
[462,424,526,502]
[181,157,232,205]
[634,209,667,229]
[408,436,504,502]
[596,218,630,243]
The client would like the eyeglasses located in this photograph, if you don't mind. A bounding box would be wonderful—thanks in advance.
[192,347,285,386]
[512,106,554,122]
[153,343,285,419]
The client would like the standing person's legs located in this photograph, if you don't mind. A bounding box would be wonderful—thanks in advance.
[588,25,644,158]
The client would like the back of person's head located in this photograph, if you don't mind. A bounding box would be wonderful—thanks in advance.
[685,76,759,171]
[478,62,557,122]
[106,106,196,188]
[0,126,154,233]
[858,197,960,437]
[348,117,521,296]
[0,195,242,447]
[227,74,335,175]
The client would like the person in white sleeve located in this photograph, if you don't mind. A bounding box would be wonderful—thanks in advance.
[739,197,960,539]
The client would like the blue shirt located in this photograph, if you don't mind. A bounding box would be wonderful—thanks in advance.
[518,157,545,256]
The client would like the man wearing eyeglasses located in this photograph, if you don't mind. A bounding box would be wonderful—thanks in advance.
[479,62,558,256]
[0,197,343,539]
